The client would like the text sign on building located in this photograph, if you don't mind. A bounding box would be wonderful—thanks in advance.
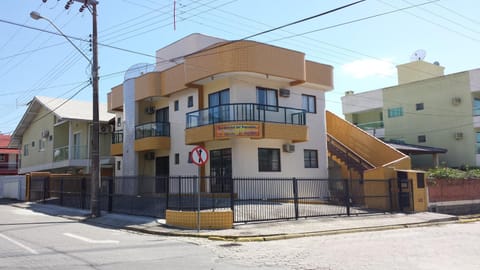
[190,145,209,166]
[215,124,260,138]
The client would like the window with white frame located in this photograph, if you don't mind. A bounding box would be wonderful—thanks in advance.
[23,144,29,156]
[38,138,46,152]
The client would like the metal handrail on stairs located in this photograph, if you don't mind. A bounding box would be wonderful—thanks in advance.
[326,133,375,174]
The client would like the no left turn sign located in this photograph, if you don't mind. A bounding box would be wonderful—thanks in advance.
[190,145,208,166]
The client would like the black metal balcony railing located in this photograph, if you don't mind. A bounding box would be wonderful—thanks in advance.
[112,130,123,144]
[186,103,306,129]
[135,122,170,139]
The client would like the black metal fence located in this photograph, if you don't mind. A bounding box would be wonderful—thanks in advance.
[28,175,393,223]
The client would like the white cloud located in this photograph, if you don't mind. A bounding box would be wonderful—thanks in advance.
[342,59,395,79]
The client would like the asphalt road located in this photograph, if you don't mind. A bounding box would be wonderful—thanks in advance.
[196,220,480,270]
[1,202,480,270]
[0,204,278,270]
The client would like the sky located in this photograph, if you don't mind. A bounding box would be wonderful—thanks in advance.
[1,0,479,135]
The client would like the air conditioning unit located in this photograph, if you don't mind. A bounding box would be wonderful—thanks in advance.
[145,106,155,114]
[282,143,295,153]
[454,132,464,140]
[41,130,49,138]
[452,97,462,105]
[100,125,112,134]
[279,88,290,97]
[144,152,155,160]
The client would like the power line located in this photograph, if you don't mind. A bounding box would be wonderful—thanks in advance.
[0,18,157,59]
[377,0,480,43]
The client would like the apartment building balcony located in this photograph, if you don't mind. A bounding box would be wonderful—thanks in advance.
[53,145,90,168]
[111,130,123,156]
[356,121,385,138]
[185,103,307,145]
[134,122,170,152]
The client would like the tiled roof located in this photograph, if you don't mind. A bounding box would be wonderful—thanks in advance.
[9,96,115,148]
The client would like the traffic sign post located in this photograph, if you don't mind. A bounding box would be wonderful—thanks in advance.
[189,145,208,232]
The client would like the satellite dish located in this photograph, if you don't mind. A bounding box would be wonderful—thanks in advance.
[410,49,426,61]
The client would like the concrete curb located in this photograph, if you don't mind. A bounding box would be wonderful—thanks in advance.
[121,216,460,242]
[11,202,474,242]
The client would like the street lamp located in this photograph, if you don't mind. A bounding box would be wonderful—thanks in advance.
[30,11,91,63]
[30,0,101,218]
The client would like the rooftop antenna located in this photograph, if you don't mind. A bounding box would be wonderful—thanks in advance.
[410,49,426,61]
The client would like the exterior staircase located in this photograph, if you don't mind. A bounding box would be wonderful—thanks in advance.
[325,111,410,177]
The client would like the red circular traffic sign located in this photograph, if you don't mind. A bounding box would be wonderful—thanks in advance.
[190,145,209,166]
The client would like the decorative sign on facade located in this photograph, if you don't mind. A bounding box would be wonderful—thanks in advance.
[215,124,260,138]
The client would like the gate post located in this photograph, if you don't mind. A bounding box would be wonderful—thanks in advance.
[81,177,86,209]
[108,177,113,212]
[388,178,393,212]
[293,178,299,220]
[60,178,64,206]
[42,176,48,204]
[178,176,182,211]
[230,178,235,223]
[165,176,170,210]
[344,179,351,216]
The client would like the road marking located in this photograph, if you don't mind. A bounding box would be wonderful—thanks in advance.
[0,233,39,255]
[63,233,119,244]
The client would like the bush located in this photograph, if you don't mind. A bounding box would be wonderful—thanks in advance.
[427,167,480,179]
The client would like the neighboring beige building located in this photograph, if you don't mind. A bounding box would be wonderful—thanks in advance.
[9,96,115,175]
[107,33,334,193]
[342,60,480,168]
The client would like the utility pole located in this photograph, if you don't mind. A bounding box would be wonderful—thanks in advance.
[89,1,100,218]
[33,0,100,217]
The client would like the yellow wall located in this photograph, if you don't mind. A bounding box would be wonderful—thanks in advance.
[108,39,334,106]
[166,209,233,229]
[397,61,444,85]
[326,111,408,168]
[108,85,123,112]
[21,106,54,168]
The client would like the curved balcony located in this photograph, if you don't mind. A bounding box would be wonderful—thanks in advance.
[185,103,308,145]
[135,122,170,152]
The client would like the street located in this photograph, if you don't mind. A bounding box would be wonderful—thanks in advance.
[0,204,255,270]
[1,203,480,270]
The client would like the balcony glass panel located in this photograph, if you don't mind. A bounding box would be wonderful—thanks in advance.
[53,145,88,162]
[186,103,306,128]
[135,122,170,139]
[112,130,123,144]
[356,121,384,130]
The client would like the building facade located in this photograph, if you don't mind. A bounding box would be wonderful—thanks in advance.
[108,34,334,193]
[9,96,115,175]
[0,134,19,175]
[342,60,480,168]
